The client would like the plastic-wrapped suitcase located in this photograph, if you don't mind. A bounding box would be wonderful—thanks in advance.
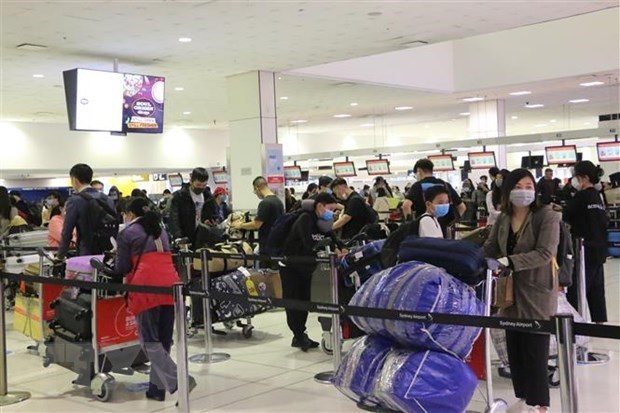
[49,294,92,341]
[339,239,385,288]
[4,230,49,248]
[3,254,40,275]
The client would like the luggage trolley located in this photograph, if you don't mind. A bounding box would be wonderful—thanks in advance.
[43,256,147,402]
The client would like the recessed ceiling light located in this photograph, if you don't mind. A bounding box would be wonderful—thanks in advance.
[525,103,544,108]
[394,106,413,111]
[550,119,557,123]
[333,114,351,118]
[280,96,289,100]
[32,74,44,78]
[569,99,589,103]
[178,37,192,43]
[459,112,470,116]
[511,115,519,120]
[174,87,184,91]
[183,111,191,115]
[425,125,430,128]
[360,123,374,127]
[579,81,604,87]
[462,97,484,102]
[584,122,591,125]
[509,91,531,96]
[350,102,359,107]
[290,119,307,124]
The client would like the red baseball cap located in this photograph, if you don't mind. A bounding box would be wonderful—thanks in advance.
[214,187,227,196]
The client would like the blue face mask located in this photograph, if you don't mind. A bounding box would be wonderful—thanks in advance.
[325,189,333,195]
[320,209,334,221]
[434,203,450,218]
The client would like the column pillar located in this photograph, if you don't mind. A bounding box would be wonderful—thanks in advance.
[227,71,284,211]
[468,99,508,169]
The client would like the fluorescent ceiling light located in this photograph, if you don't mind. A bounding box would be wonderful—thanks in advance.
[525,103,544,108]
[511,115,519,119]
[333,114,351,118]
[459,112,470,116]
[394,106,413,111]
[290,119,307,124]
[350,102,358,107]
[178,37,192,43]
[550,119,556,123]
[580,81,604,87]
[280,96,289,100]
[462,97,484,102]
[569,99,589,103]
[509,91,531,96]
[183,111,191,115]
[174,87,184,91]
[360,123,374,127]
[32,74,44,78]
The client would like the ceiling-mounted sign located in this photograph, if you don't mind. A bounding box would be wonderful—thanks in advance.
[597,141,620,162]
[468,152,497,169]
[152,173,168,181]
[545,145,577,165]
[333,161,356,177]
[212,170,228,184]
[428,155,454,171]
[168,173,183,187]
[284,166,302,180]
[366,159,391,175]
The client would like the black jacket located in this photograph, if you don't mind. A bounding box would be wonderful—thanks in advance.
[168,185,212,244]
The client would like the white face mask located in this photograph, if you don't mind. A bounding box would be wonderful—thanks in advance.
[571,177,582,191]
[509,189,536,208]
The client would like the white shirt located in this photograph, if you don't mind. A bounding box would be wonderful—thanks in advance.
[486,191,501,226]
[418,213,444,238]
[190,190,204,229]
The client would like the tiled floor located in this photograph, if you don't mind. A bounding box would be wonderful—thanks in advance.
[2,259,619,413]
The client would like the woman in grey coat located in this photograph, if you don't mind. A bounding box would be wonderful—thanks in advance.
[484,168,560,413]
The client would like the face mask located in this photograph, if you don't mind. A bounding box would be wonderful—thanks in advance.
[463,186,471,192]
[510,189,536,207]
[45,198,58,208]
[571,177,582,191]
[320,209,334,221]
[109,194,118,201]
[192,187,205,195]
[594,183,602,191]
[434,203,450,218]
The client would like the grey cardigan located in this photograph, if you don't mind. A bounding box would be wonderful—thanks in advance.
[484,206,560,320]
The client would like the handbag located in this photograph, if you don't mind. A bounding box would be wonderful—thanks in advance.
[493,270,514,310]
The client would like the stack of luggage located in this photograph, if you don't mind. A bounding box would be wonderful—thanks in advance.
[334,236,486,413]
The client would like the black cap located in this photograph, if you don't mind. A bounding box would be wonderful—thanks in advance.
[315,192,338,206]
[318,176,333,188]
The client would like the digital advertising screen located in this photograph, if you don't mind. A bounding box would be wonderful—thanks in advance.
[597,141,620,162]
[428,155,454,171]
[122,73,165,133]
[366,159,391,175]
[467,152,497,169]
[284,166,302,180]
[333,162,356,177]
[545,145,578,165]
[168,173,183,187]
[212,171,228,184]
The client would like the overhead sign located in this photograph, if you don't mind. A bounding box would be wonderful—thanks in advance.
[366,159,391,175]
[212,170,228,184]
[428,155,454,172]
[468,152,497,169]
[545,145,577,165]
[284,166,302,180]
[597,141,620,162]
[333,161,356,177]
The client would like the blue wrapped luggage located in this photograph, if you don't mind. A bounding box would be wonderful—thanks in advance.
[333,335,393,406]
[339,239,385,288]
[397,236,485,285]
[349,261,484,359]
[375,349,478,413]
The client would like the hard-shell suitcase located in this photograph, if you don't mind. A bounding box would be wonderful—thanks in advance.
[397,236,485,285]
[3,254,40,275]
[5,230,49,248]
[50,294,92,340]
[210,268,269,322]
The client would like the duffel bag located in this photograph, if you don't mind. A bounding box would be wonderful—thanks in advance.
[193,241,254,274]
[375,349,477,413]
[398,236,485,285]
[350,261,484,359]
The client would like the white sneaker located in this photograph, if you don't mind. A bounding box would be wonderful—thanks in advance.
[525,405,548,413]
[506,399,526,413]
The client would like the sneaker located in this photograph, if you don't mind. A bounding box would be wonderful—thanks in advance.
[506,399,526,413]
[525,406,548,413]
[146,390,165,402]
[291,334,320,352]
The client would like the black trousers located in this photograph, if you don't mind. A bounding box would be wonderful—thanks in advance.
[567,260,607,323]
[505,330,550,407]
[280,266,313,338]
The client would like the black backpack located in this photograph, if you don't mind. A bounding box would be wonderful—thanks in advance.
[379,216,422,269]
[264,209,307,256]
[77,192,119,254]
[557,221,575,287]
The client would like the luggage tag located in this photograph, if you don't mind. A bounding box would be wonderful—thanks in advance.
[237,267,258,296]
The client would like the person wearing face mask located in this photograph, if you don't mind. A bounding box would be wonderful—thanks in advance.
[563,161,609,324]
[203,187,229,224]
[331,178,377,239]
[418,186,451,238]
[47,198,76,248]
[486,169,510,226]
[560,166,579,203]
[280,192,346,351]
[484,168,560,413]
[41,190,62,226]
[168,167,212,246]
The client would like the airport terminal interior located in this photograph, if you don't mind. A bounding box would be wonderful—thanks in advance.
[1,1,620,413]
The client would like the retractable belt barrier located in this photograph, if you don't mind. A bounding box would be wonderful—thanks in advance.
[2,270,619,340]
[178,250,331,264]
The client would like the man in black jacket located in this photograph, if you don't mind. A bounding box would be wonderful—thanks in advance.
[168,167,212,246]
[281,192,345,351]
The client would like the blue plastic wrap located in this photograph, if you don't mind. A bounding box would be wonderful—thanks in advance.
[333,335,393,406]
[340,240,385,287]
[376,349,478,413]
[350,261,484,359]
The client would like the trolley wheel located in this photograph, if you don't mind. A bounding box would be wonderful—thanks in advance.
[223,321,235,330]
[242,325,254,339]
[95,381,113,402]
[321,338,333,356]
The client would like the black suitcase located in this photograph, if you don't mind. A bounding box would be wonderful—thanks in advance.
[50,294,92,340]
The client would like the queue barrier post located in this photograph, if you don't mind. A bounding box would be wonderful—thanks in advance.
[189,249,230,364]
[483,268,506,412]
[315,252,342,384]
[174,283,190,413]
[0,277,31,406]
[555,314,578,413]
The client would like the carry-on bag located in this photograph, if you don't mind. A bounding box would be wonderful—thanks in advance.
[193,241,254,274]
[397,236,486,285]
[49,293,92,340]
[4,230,49,248]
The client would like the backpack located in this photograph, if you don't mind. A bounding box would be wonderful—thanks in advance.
[16,201,42,227]
[263,209,307,256]
[379,216,422,269]
[557,221,575,287]
[78,192,119,254]
[364,202,379,224]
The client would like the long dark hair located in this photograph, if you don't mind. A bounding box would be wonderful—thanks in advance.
[501,168,541,216]
[492,169,510,208]
[574,161,604,184]
[125,197,162,238]
[0,186,11,220]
